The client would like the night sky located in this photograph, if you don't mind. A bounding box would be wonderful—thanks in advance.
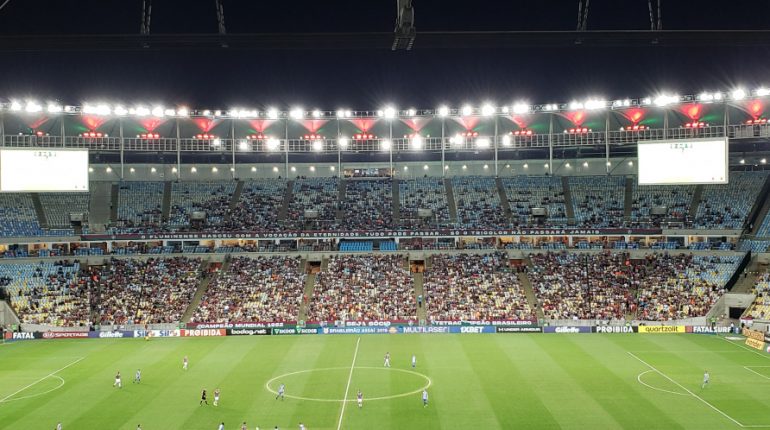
[1,0,770,109]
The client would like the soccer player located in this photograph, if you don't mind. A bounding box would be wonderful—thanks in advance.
[214,388,221,406]
[276,383,285,400]
[241,422,248,430]
[137,426,142,430]
[702,370,710,388]
[55,422,62,430]
[183,356,189,371]
[114,371,122,388]
[422,389,428,407]
[384,352,391,367]
[299,423,306,430]
[200,389,208,405]
[411,354,416,368]
[357,389,363,408]
[134,369,141,384]
[218,422,225,430]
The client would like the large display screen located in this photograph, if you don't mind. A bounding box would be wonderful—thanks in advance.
[637,138,728,185]
[0,149,89,192]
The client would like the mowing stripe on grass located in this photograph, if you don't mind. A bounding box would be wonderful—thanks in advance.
[336,336,360,430]
[0,356,84,404]
[628,351,746,428]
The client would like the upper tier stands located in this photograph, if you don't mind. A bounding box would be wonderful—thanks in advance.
[226,179,286,231]
[694,171,767,229]
[90,257,201,325]
[399,178,452,228]
[168,181,236,229]
[0,261,90,326]
[39,192,90,228]
[340,179,393,230]
[452,176,509,229]
[114,181,164,233]
[424,252,534,321]
[285,178,339,230]
[0,194,61,237]
[569,176,625,228]
[501,176,567,227]
[307,255,415,322]
[192,256,305,323]
[630,183,693,227]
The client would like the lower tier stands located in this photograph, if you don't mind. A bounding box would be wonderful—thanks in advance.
[307,255,415,322]
[192,256,306,323]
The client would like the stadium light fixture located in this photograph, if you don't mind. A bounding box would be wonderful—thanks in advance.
[164,108,176,117]
[698,92,715,102]
[461,105,473,116]
[290,108,304,120]
[732,88,747,100]
[191,166,197,173]
[483,164,489,169]
[151,167,157,173]
[202,110,211,116]
[501,135,511,146]
[407,108,416,117]
[134,106,150,116]
[404,166,408,171]
[606,161,612,166]
[171,167,178,173]
[476,138,490,149]
[214,110,222,117]
[266,138,281,151]
[24,101,42,113]
[47,103,63,114]
[653,94,679,107]
[312,109,322,118]
[151,106,165,117]
[251,166,257,172]
[523,163,528,169]
[762,158,767,164]
[382,106,397,119]
[584,99,606,110]
[628,161,634,166]
[544,163,549,169]
[106,167,112,173]
[381,139,392,151]
[330,166,336,171]
[230,167,235,172]
[312,140,324,151]
[9,100,22,111]
[565,162,571,168]
[462,165,467,170]
[444,165,449,170]
[177,107,189,117]
[267,108,279,120]
[513,103,529,114]
[212,166,218,173]
[423,164,429,170]
[541,104,557,112]
[88,167,94,173]
[437,106,450,117]
[129,167,135,173]
[583,161,588,167]
[290,166,297,172]
[756,88,770,97]
[568,101,584,110]
[338,137,349,148]
[501,106,509,114]
[212,139,222,147]
[411,134,423,150]
[309,166,316,172]
[612,99,631,108]
[481,104,496,116]
[113,105,127,116]
[272,166,279,172]
[238,140,249,151]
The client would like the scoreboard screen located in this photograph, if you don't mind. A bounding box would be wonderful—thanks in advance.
[637,138,728,185]
[0,149,89,192]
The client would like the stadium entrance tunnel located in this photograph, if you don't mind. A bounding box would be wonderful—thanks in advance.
[265,366,431,402]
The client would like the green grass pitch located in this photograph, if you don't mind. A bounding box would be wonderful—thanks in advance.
[1,334,770,429]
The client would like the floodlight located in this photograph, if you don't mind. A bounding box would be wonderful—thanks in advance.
[290,166,297,172]
[212,166,218,172]
[47,103,63,113]
[523,163,528,168]
[565,162,571,168]
[383,106,397,119]
[309,166,315,172]
[25,101,42,113]
[177,107,189,117]
[312,140,324,151]
[583,161,588,167]
[135,106,150,116]
[381,139,392,150]
[239,140,249,151]
[476,138,490,149]
[584,99,606,110]
[272,166,279,172]
[423,165,429,170]
[411,135,423,149]
[756,88,770,97]
[404,166,408,171]
[164,109,176,117]
[106,167,112,173]
[483,164,489,169]
[212,139,222,147]
[312,109,322,118]
[461,105,473,116]
[171,167,178,173]
[151,167,157,173]
[513,103,529,114]
[568,101,584,110]
[266,138,281,150]
[251,166,257,172]
[407,108,416,117]
[10,100,22,111]
[732,89,747,100]
[267,108,279,120]
[191,167,197,173]
[290,108,304,120]
[437,106,450,117]
[151,106,165,117]
[501,135,511,146]
[481,104,495,116]
[129,167,136,173]
[88,167,94,173]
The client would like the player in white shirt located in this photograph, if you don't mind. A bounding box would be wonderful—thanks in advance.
[133,369,141,384]
[422,389,428,407]
[55,422,62,430]
[214,388,221,406]
[299,423,306,430]
[384,352,391,367]
[218,422,225,430]
[411,355,416,368]
[113,371,122,388]
[183,356,189,371]
[241,422,248,430]
[357,389,363,408]
[276,383,285,400]
[702,370,710,388]
[137,425,142,430]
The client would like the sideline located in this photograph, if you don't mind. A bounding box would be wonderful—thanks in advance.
[0,356,84,404]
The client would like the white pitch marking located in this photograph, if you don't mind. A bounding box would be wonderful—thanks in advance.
[336,337,361,430]
[628,352,748,428]
[743,366,770,381]
[720,336,770,361]
[0,375,65,403]
[0,356,84,404]
[636,370,689,396]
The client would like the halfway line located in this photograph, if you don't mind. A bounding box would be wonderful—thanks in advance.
[0,356,85,404]
[336,337,361,430]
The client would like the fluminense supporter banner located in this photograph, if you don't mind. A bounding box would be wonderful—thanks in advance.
[638,326,686,334]
[431,320,537,327]
[226,328,271,336]
[592,326,637,333]
[686,326,732,334]
[187,322,288,330]
[180,329,227,337]
[543,326,591,334]
[81,227,663,241]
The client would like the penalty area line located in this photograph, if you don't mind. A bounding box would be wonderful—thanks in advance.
[0,356,84,404]
[336,337,361,430]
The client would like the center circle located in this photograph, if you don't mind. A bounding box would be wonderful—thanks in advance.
[265,366,432,402]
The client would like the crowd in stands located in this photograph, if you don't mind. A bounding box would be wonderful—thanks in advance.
[307,255,415,322]
[225,179,286,231]
[399,178,452,228]
[629,183,693,227]
[424,252,534,321]
[89,257,201,325]
[0,194,68,237]
[502,176,567,227]
[114,182,164,233]
[745,272,770,320]
[569,176,625,228]
[694,171,766,229]
[340,179,393,230]
[285,178,339,230]
[452,177,509,228]
[168,181,236,230]
[192,256,305,323]
[0,261,90,326]
[530,251,637,320]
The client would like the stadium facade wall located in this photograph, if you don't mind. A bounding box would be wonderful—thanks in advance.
[0,300,20,326]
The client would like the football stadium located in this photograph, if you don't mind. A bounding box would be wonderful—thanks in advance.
[2,1,770,429]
